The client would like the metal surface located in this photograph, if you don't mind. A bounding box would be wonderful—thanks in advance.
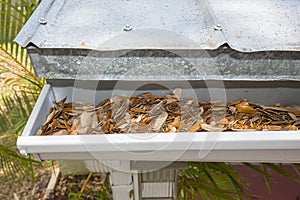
[14,0,299,52]
[28,49,300,80]
[15,0,222,50]
[14,0,300,81]
[210,0,300,52]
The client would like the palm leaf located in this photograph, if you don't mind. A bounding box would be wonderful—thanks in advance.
[0,141,39,178]
[0,91,39,134]
[262,163,300,184]
[0,0,44,92]
[242,163,273,178]
[177,162,250,200]
[0,91,40,179]
[0,46,44,92]
[291,164,300,176]
[243,163,300,194]
[0,0,43,180]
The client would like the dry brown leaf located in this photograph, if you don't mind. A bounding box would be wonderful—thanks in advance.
[201,123,225,132]
[235,100,258,114]
[37,93,300,136]
[189,122,201,132]
[266,125,282,131]
[52,130,69,136]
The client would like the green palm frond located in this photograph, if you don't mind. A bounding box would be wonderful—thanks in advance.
[0,143,39,178]
[0,0,43,180]
[0,0,44,92]
[243,162,300,194]
[177,162,250,200]
[0,44,44,93]
[262,163,300,184]
[1,0,34,64]
[0,91,40,178]
[0,90,38,133]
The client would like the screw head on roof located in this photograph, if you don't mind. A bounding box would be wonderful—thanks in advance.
[123,24,132,31]
[214,24,222,31]
[39,17,47,25]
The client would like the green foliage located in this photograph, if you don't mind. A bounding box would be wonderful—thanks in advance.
[67,172,112,200]
[243,162,300,194]
[177,162,300,199]
[0,0,44,180]
[177,162,250,200]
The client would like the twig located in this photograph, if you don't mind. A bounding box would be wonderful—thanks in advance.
[42,168,60,200]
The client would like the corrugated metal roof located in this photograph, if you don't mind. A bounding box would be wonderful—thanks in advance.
[210,0,300,52]
[15,0,300,52]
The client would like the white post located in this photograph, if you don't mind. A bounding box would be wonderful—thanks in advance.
[110,171,134,200]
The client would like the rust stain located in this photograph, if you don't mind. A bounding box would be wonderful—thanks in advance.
[204,39,217,47]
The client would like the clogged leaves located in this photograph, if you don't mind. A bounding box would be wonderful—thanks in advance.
[37,90,300,135]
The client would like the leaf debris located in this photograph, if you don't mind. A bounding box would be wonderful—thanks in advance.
[37,89,300,135]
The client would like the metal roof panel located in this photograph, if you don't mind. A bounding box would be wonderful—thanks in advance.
[209,0,300,52]
[15,0,225,50]
[15,0,300,52]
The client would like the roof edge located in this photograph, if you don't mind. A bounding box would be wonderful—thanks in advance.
[14,0,56,47]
